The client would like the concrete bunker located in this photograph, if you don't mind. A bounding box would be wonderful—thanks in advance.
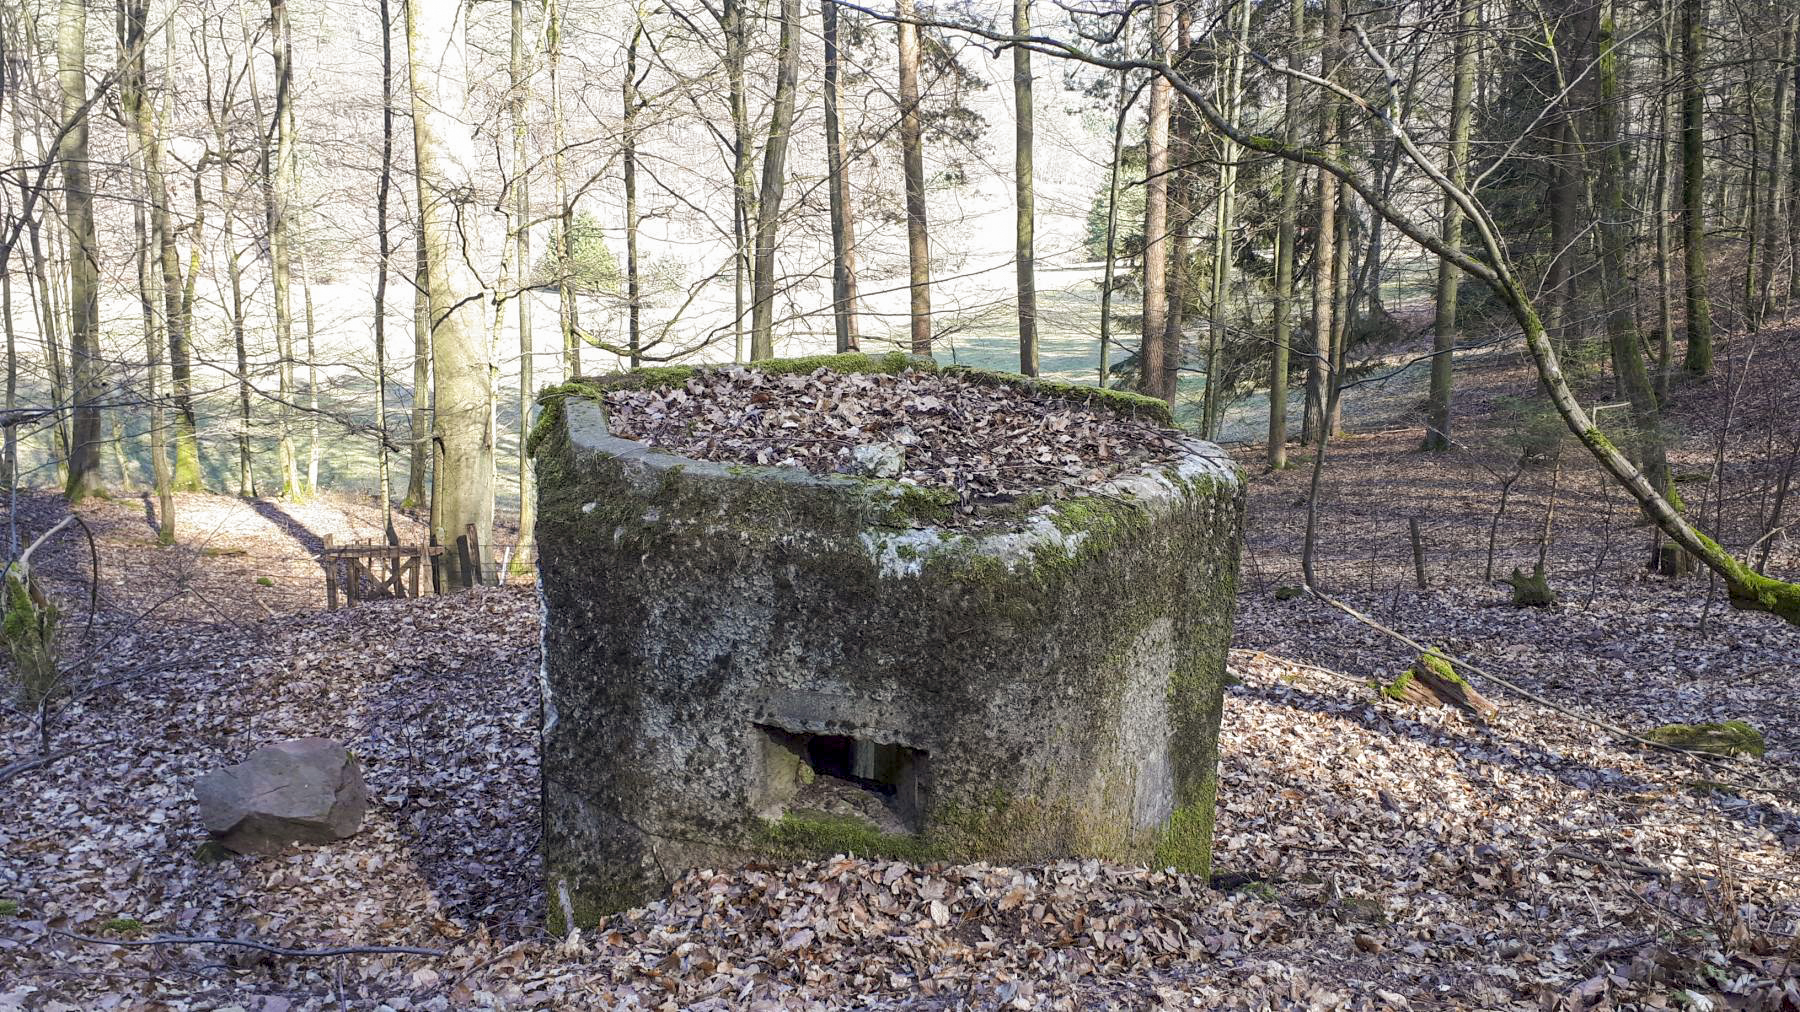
[531,352,1245,925]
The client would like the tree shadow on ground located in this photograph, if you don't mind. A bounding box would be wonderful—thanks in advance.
[247,497,328,557]
[1234,679,1800,848]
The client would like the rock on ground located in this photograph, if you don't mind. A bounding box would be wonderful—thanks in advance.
[194,737,368,855]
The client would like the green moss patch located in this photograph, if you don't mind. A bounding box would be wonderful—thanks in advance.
[0,899,17,917]
[101,917,145,935]
[1643,720,1766,758]
[758,812,946,863]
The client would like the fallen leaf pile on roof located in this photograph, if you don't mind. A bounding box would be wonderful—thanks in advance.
[602,367,1189,516]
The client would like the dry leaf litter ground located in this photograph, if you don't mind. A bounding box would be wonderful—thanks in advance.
[2,333,1798,1010]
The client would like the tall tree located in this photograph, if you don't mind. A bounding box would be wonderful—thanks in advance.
[547,0,577,377]
[57,0,100,500]
[1754,14,1795,324]
[1140,0,1173,404]
[1594,0,1670,500]
[1303,0,1341,444]
[1267,0,1301,467]
[1203,0,1251,438]
[1013,0,1037,376]
[1681,0,1713,374]
[1424,0,1477,450]
[722,0,753,362]
[823,0,860,352]
[266,0,302,496]
[623,18,643,366]
[406,0,493,588]
[750,0,800,360]
[376,0,398,539]
[405,218,429,507]
[1097,22,1134,388]
[510,0,532,561]
[118,0,172,539]
[898,0,933,356]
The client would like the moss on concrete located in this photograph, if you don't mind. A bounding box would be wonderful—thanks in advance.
[534,360,1243,916]
[758,812,948,863]
[1643,720,1766,757]
[940,365,1175,426]
[866,480,960,527]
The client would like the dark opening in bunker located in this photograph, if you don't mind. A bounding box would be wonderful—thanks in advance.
[754,725,927,835]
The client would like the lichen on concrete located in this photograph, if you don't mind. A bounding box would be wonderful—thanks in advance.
[534,356,1245,921]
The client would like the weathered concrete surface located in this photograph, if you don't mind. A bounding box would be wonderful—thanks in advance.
[533,354,1244,926]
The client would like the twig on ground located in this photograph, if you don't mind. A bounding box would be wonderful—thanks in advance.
[0,748,74,787]
[50,930,445,959]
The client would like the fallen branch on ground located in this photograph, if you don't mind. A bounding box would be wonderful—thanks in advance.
[51,930,444,959]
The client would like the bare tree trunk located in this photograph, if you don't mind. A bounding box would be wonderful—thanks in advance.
[1596,0,1670,500]
[302,255,319,492]
[1013,0,1037,376]
[623,21,643,367]
[823,0,860,353]
[406,0,493,589]
[1163,16,1188,413]
[26,220,69,484]
[1681,0,1714,374]
[406,221,429,507]
[266,0,302,497]
[1141,0,1173,403]
[375,0,397,540]
[57,0,101,500]
[1756,15,1795,324]
[1425,0,1476,450]
[547,0,577,377]
[1204,0,1251,438]
[215,153,255,498]
[510,0,532,562]
[119,0,173,535]
[1327,177,1351,436]
[1267,0,1300,468]
[1098,29,1133,388]
[898,0,933,357]
[749,0,799,360]
[1304,0,1340,445]
[1655,6,1677,404]
[724,0,752,363]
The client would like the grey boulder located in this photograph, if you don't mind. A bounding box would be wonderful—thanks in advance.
[194,738,368,855]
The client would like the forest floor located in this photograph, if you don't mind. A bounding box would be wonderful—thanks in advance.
[2,324,1798,1010]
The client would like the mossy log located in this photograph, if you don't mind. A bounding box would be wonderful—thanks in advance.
[1642,720,1765,757]
[1381,649,1498,722]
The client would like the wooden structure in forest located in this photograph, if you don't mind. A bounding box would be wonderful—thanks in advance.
[320,535,443,609]
[320,525,519,607]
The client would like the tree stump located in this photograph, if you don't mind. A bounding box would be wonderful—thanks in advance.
[1381,649,1498,722]
[1653,541,1697,578]
[1506,563,1556,607]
